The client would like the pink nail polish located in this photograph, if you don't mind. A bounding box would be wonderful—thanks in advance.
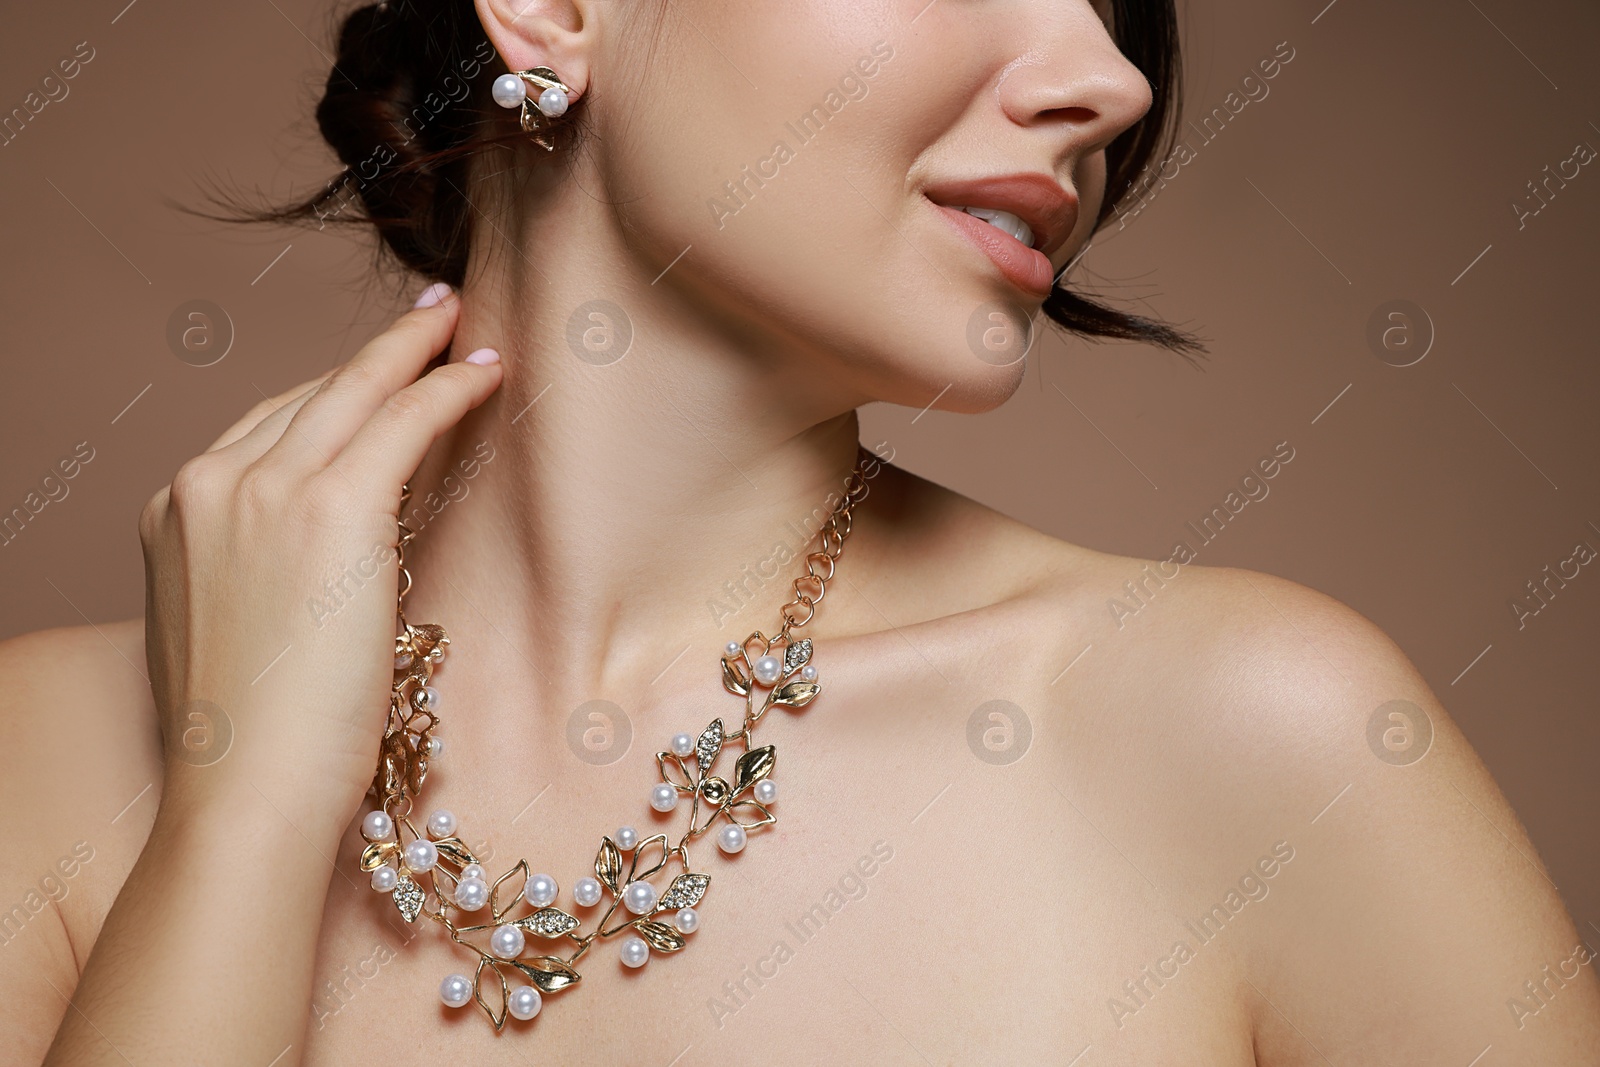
[413,283,452,309]
[464,347,500,366]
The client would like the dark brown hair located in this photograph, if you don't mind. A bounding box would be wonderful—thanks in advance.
[240,0,1205,357]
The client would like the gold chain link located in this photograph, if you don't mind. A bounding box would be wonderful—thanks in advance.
[775,444,876,640]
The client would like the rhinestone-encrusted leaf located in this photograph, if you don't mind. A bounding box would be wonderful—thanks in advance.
[695,719,724,771]
[658,872,710,910]
[517,907,581,938]
[393,875,426,923]
[783,638,812,672]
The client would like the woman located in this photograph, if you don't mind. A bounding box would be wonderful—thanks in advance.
[7,0,1597,1062]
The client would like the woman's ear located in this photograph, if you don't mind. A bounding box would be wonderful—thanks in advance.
[472,0,598,100]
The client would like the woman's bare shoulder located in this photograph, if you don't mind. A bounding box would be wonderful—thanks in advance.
[1004,542,1600,1057]
[0,618,160,764]
[0,621,163,981]
[884,467,1599,1053]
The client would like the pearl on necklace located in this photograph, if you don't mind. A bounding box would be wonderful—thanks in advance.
[650,783,679,812]
[717,824,747,854]
[619,935,650,968]
[426,809,457,838]
[361,810,393,841]
[454,877,489,911]
[508,985,542,1020]
[440,974,473,1008]
[753,655,783,686]
[573,877,603,907]
[623,880,657,915]
[403,839,438,873]
[524,873,559,908]
[490,924,526,959]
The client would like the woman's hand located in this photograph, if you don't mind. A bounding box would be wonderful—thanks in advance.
[139,283,500,837]
[41,284,500,1067]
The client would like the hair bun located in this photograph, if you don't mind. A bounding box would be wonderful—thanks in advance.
[302,0,503,283]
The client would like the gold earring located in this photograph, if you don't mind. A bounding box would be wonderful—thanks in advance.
[490,67,576,151]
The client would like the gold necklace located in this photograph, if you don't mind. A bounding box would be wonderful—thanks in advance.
[355,445,877,1029]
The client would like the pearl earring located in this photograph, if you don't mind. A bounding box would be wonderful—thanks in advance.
[491,66,577,151]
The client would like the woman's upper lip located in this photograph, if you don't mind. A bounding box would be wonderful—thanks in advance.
[922,173,1080,258]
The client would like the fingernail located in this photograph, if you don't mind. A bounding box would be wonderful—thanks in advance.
[413,282,453,309]
[464,347,500,366]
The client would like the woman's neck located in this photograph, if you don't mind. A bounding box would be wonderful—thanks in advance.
[396,177,871,706]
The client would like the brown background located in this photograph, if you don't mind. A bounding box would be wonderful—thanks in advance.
[2,0,1596,933]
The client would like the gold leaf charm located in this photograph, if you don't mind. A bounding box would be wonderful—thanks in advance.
[721,656,751,696]
[633,919,687,952]
[516,907,581,938]
[628,834,671,882]
[513,956,582,994]
[474,956,509,1030]
[732,746,776,795]
[770,679,820,709]
[726,799,776,830]
[657,751,695,792]
[658,872,710,910]
[432,837,477,868]
[360,840,399,872]
[595,837,622,894]
[393,875,426,923]
[404,746,426,797]
[490,860,531,923]
[409,623,449,659]
[379,733,411,797]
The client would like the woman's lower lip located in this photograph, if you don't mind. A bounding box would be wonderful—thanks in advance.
[930,201,1055,297]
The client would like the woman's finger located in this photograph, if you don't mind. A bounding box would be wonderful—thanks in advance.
[203,372,334,453]
[327,349,503,496]
[263,285,462,468]
[209,382,325,466]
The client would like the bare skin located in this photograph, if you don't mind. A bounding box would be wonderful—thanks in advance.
[3,0,1597,1063]
[7,458,1600,1064]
